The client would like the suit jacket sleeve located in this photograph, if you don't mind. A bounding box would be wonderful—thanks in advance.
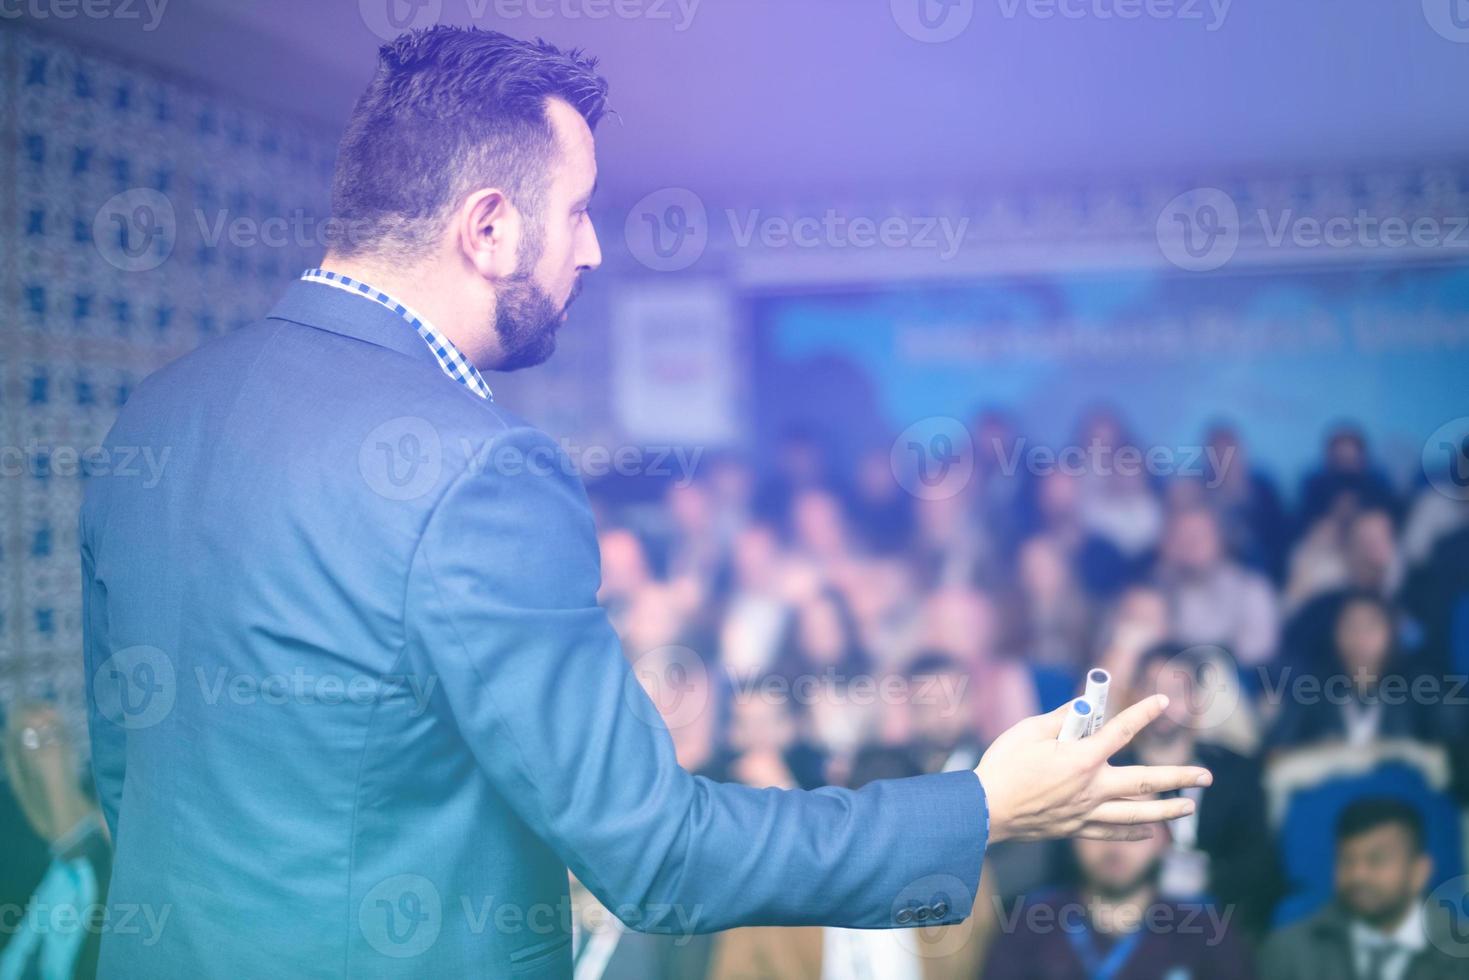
[405,427,988,933]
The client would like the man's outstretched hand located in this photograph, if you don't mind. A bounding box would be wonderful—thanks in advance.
[974,694,1211,844]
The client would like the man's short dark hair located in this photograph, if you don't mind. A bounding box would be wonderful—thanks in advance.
[906,650,967,680]
[330,27,609,259]
[1336,797,1425,853]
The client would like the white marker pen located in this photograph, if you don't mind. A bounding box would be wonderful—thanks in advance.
[1058,697,1093,742]
[1083,668,1111,736]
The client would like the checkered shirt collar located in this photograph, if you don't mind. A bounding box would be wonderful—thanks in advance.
[300,269,493,401]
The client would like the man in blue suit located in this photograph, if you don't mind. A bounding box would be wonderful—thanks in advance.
[81,27,1210,978]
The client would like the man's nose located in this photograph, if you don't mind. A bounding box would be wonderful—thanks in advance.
[578,220,603,272]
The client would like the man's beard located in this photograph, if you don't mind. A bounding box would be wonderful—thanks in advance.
[492,269,566,372]
[1088,857,1162,901]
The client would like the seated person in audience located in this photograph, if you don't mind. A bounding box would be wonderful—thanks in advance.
[1268,592,1454,752]
[903,650,983,774]
[851,445,916,555]
[768,586,873,691]
[596,526,656,633]
[912,586,1042,744]
[1093,584,1172,708]
[705,745,995,980]
[722,681,827,791]
[1015,469,1132,599]
[1400,460,1469,570]
[1070,408,1166,564]
[0,703,113,980]
[1202,423,1291,584]
[1155,503,1279,667]
[1282,508,1409,670]
[997,534,1096,681]
[982,808,1255,980]
[1261,798,1465,979]
[1402,519,1469,678]
[715,521,792,682]
[1297,424,1401,532]
[1132,644,1282,940]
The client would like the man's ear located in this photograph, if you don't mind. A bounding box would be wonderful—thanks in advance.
[456,187,521,281]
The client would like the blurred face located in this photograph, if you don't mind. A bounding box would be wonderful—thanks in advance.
[1335,600,1392,676]
[709,458,753,507]
[1038,471,1080,521]
[1074,830,1166,900]
[667,482,711,534]
[729,696,796,754]
[1348,511,1396,580]
[597,529,650,600]
[492,98,602,370]
[921,588,996,661]
[779,439,823,485]
[1327,433,1366,473]
[1163,509,1223,572]
[797,595,847,664]
[791,490,847,557]
[856,450,897,503]
[1115,587,1169,644]
[732,525,779,589]
[1335,824,1430,927]
[1019,536,1069,599]
[908,670,972,746]
[1080,412,1125,454]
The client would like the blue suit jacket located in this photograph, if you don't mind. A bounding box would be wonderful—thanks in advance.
[80,278,987,978]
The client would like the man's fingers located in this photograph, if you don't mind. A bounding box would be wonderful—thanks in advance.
[1088,694,1169,758]
[1029,700,1074,740]
[1075,824,1155,842]
[1101,765,1212,798]
[1086,796,1196,827]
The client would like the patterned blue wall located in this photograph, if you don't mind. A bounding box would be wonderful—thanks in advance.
[1,26,340,744]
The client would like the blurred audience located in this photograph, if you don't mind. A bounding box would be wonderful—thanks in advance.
[582,411,1467,976]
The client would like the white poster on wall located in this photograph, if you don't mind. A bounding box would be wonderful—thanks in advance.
[611,280,739,445]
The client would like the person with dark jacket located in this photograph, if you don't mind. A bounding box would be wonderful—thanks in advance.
[1268,593,1457,752]
[1262,798,1468,980]
[983,812,1255,980]
[1133,644,1283,939]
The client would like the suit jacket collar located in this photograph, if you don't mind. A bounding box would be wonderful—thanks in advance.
[265,277,443,373]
